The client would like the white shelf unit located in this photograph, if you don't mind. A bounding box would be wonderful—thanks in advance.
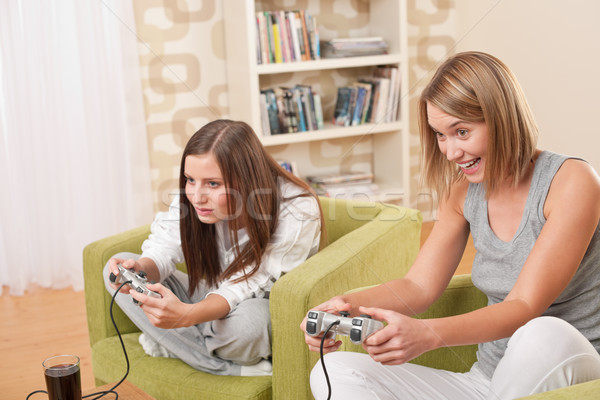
[223,0,410,206]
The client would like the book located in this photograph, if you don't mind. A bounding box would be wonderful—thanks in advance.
[296,85,317,131]
[255,16,262,65]
[333,87,353,127]
[306,171,374,185]
[320,37,388,58]
[299,10,311,61]
[287,11,301,62]
[264,12,275,64]
[313,93,324,130]
[374,66,400,122]
[273,87,292,133]
[277,11,291,63]
[351,85,367,127]
[260,89,281,135]
[271,13,283,63]
[256,13,269,64]
[292,88,307,132]
[282,88,299,132]
[259,93,270,136]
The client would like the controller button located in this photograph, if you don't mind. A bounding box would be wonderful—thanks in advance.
[308,311,318,319]
[360,314,372,318]
[138,271,147,278]
[306,321,317,334]
[136,287,144,293]
[350,329,362,342]
[352,319,363,326]
[339,311,350,317]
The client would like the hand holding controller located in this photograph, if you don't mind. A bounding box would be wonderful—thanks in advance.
[109,263,161,305]
[305,310,383,344]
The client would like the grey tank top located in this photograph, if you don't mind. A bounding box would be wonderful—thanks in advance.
[464,150,600,379]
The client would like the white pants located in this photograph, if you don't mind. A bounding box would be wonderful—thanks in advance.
[311,317,600,399]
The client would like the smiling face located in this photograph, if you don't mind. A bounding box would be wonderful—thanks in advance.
[184,153,230,224]
[427,102,489,183]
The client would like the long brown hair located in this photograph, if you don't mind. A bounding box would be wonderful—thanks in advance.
[179,119,324,295]
[419,51,538,199]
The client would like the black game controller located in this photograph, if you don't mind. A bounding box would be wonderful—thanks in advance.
[109,263,161,305]
[305,310,383,344]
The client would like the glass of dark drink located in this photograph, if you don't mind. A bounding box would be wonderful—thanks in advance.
[42,355,82,400]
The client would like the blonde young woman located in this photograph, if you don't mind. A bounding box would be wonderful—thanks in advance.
[105,119,324,376]
[304,52,600,399]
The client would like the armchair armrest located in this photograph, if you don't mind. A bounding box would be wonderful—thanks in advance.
[270,203,422,400]
[410,274,487,372]
[517,379,600,399]
[83,225,150,347]
[340,274,487,373]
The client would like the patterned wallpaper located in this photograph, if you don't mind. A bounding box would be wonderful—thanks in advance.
[132,0,456,218]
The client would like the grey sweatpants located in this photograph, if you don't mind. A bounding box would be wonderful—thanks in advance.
[103,252,272,376]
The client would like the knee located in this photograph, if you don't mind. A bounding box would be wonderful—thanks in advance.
[207,298,271,364]
[513,317,575,343]
[508,317,594,358]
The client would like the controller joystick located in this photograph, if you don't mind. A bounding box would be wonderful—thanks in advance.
[305,310,383,344]
[109,263,161,305]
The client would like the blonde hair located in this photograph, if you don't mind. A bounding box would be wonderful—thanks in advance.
[419,51,538,198]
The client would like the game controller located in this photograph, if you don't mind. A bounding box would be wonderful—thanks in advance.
[109,263,161,305]
[305,310,383,344]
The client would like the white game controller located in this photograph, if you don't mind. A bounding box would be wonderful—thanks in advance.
[109,263,161,305]
[305,310,383,344]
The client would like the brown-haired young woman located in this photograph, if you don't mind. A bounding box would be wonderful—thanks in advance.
[106,119,324,376]
[305,52,600,399]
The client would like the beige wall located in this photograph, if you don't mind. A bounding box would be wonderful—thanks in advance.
[453,0,600,171]
[132,1,599,217]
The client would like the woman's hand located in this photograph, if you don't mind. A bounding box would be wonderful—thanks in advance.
[360,306,439,366]
[300,296,353,354]
[108,257,142,293]
[130,283,194,329]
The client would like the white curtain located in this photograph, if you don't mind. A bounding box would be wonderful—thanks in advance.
[0,0,154,295]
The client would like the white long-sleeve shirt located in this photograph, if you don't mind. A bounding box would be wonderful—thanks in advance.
[140,180,321,310]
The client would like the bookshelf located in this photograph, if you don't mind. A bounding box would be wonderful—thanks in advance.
[223,0,410,206]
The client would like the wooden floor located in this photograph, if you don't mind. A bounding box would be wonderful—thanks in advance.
[0,285,96,400]
[0,221,474,400]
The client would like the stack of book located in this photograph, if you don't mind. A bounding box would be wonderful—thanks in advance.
[320,37,388,58]
[255,10,319,64]
[259,85,324,136]
[332,65,401,127]
[306,172,379,199]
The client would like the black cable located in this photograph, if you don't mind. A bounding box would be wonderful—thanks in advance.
[319,320,340,400]
[26,281,131,400]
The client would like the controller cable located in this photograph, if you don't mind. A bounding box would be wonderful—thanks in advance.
[26,281,132,400]
[319,320,341,400]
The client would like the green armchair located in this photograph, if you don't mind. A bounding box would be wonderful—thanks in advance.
[83,197,423,399]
